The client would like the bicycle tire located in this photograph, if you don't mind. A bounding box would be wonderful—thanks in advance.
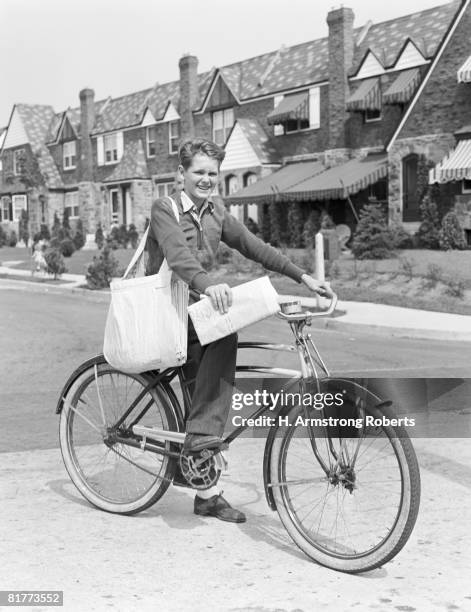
[59,361,179,515]
[269,387,421,573]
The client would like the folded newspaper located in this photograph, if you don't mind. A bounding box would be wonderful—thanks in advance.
[188,276,280,345]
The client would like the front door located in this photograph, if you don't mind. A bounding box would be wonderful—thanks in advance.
[402,154,420,222]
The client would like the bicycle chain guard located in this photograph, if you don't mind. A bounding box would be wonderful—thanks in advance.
[179,449,227,490]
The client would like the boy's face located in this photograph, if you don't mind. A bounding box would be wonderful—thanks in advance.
[179,153,219,205]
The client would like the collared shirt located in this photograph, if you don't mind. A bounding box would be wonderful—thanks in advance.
[146,190,305,295]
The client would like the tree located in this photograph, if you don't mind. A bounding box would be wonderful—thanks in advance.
[287,202,304,247]
[127,224,139,249]
[95,223,104,249]
[351,203,394,259]
[439,212,467,250]
[51,212,62,246]
[18,209,29,246]
[62,208,72,238]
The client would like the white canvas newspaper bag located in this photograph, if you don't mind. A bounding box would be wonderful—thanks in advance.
[103,197,188,373]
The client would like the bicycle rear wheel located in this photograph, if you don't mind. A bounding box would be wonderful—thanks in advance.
[59,361,179,515]
[270,389,420,573]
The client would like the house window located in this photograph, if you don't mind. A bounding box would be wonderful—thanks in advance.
[365,108,382,122]
[64,191,79,218]
[13,149,25,175]
[225,175,239,196]
[463,179,471,194]
[212,108,234,145]
[104,133,119,163]
[63,141,77,169]
[109,189,120,224]
[156,182,174,198]
[169,121,180,154]
[244,172,257,187]
[271,87,319,135]
[12,194,27,221]
[1,196,12,221]
[147,127,156,157]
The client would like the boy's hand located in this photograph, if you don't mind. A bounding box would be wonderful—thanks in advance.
[204,283,233,314]
[301,274,333,298]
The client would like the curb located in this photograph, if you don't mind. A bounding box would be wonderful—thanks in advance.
[2,278,470,342]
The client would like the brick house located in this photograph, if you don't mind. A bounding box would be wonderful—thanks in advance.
[0,0,470,244]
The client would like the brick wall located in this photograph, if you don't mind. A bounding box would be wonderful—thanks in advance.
[398,4,471,138]
[131,180,153,232]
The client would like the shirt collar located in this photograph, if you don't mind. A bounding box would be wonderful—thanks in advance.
[180,190,214,215]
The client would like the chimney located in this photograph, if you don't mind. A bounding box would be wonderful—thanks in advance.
[178,54,198,139]
[79,88,95,181]
[327,7,354,149]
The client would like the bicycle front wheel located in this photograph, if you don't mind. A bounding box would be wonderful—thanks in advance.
[59,361,179,515]
[270,396,420,573]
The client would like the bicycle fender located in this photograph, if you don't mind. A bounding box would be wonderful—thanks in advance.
[55,354,108,414]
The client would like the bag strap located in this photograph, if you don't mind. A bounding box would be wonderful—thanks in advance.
[122,195,180,279]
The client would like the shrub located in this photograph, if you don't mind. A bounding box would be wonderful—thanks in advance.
[128,224,139,249]
[416,195,441,249]
[0,225,7,247]
[443,279,465,299]
[95,223,104,249]
[62,208,72,237]
[118,224,129,248]
[399,257,415,281]
[8,230,18,247]
[72,219,86,251]
[269,202,282,247]
[45,247,67,279]
[422,263,443,289]
[439,212,467,250]
[351,203,394,259]
[51,212,65,242]
[261,205,271,243]
[86,246,120,289]
[303,210,321,249]
[389,223,413,249]
[59,238,76,257]
[39,223,51,241]
[287,202,304,247]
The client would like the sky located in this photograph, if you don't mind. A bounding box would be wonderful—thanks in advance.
[0,0,456,126]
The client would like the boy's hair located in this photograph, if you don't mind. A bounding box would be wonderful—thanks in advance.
[178,138,226,170]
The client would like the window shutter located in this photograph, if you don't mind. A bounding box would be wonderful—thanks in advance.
[273,96,284,136]
[116,132,124,161]
[309,87,320,129]
[97,136,104,166]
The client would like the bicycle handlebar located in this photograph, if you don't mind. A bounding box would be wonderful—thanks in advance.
[277,292,338,321]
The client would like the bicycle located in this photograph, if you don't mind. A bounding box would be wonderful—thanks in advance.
[57,293,421,573]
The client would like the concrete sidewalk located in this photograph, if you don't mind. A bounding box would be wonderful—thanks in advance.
[1,265,471,342]
[2,438,470,611]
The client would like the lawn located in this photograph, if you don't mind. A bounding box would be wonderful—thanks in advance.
[1,245,471,315]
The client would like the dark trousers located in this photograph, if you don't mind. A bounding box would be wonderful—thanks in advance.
[182,318,238,437]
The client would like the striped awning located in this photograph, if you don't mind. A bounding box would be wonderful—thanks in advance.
[224,160,325,205]
[283,155,388,201]
[346,78,381,111]
[429,139,471,183]
[267,92,309,125]
[457,56,471,83]
[383,69,421,104]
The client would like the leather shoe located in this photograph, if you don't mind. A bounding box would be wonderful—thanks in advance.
[183,433,222,452]
[194,493,246,523]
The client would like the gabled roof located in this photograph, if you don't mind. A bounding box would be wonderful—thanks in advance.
[236,119,280,164]
[103,139,150,182]
[15,104,63,188]
[352,0,460,73]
